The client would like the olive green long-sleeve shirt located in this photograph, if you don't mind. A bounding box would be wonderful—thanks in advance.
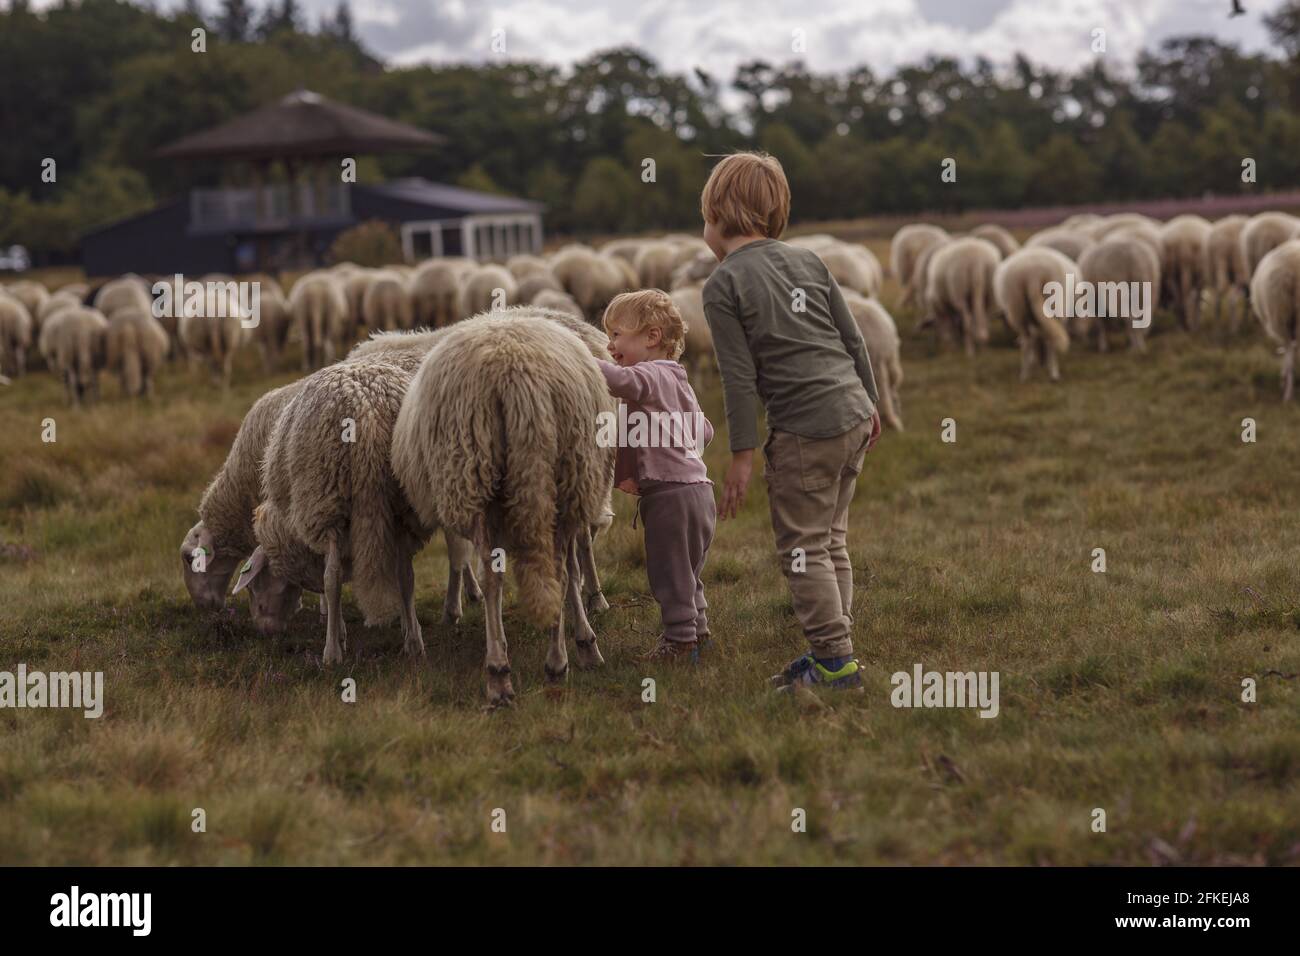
[701,238,878,452]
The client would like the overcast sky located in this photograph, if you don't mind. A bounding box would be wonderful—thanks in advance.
[179,0,1288,79]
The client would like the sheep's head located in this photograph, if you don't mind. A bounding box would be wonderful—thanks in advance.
[232,546,302,636]
[181,521,241,610]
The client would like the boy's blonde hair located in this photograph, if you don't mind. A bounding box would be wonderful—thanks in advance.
[700,151,790,239]
[603,289,686,361]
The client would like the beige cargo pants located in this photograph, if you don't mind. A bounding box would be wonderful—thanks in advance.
[762,414,878,660]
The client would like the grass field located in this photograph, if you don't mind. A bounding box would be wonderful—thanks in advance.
[2,243,1299,865]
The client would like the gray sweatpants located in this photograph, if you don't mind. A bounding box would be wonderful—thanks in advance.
[638,480,717,643]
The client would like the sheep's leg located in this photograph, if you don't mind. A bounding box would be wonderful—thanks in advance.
[475,514,514,707]
[398,554,424,658]
[1045,342,1061,382]
[1096,316,1108,354]
[544,537,570,685]
[319,593,327,623]
[1282,342,1296,403]
[442,529,468,625]
[568,535,605,669]
[1128,323,1146,353]
[578,528,609,614]
[1018,335,1035,382]
[959,307,976,357]
[322,536,345,664]
[221,349,235,393]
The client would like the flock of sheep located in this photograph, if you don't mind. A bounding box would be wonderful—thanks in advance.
[2,209,1297,703]
[891,210,1300,397]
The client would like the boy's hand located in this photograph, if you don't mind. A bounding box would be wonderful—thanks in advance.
[720,450,754,520]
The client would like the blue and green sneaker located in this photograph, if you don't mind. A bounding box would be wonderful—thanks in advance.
[771,654,863,693]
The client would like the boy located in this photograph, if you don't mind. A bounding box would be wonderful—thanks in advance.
[596,290,716,661]
[700,151,881,692]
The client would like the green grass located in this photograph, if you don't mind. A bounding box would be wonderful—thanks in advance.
[2,264,1299,865]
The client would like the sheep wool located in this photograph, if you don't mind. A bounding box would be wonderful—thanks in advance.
[1158,215,1212,330]
[288,271,348,369]
[458,264,518,319]
[1203,215,1251,332]
[410,259,463,328]
[362,270,415,333]
[925,237,1001,354]
[1248,238,1300,402]
[993,248,1074,382]
[38,306,108,406]
[391,310,615,705]
[889,223,950,310]
[842,291,904,430]
[0,292,34,378]
[105,305,170,397]
[1077,237,1161,352]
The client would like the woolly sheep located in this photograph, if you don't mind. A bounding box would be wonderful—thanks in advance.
[38,306,108,405]
[391,310,615,705]
[341,268,381,337]
[288,270,347,370]
[925,237,1001,355]
[39,290,82,324]
[362,270,415,332]
[993,248,1075,382]
[634,240,679,291]
[842,291,904,430]
[248,279,291,373]
[911,235,953,332]
[670,250,717,291]
[410,259,462,328]
[668,284,714,376]
[1241,212,1300,279]
[181,382,305,610]
[4,280,48,328]
[533,288,585,319]
[971,224,1020,258]
[1061,213,1105,236]
[105,305,170,397]
[1159,214,1212,331]
[0,292,33,377]
[600,238,646,264]
[93,275,152,317]
[506,254,552,282]
[819,242,883,299]
[551,247,637,324]
[1025,227,1093,262]
[179,275,247,389]
[1092,213,1159,241]
[1248,239,1300,402]
[234,356,439,663]
[889,223,950,310]
[516,271,565,303]
[1203,215,1251,333]
[458,264,518,319]
[667,237,711,273]
[1076,237,1161,352]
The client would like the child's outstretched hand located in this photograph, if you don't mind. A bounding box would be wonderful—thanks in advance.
[720,450,754,520]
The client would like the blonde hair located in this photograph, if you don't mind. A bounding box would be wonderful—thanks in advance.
[700,151,790,240]
[602,289,686,361]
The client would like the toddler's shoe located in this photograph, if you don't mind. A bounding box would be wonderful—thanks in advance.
[771,654,863,693]
[640,636,699,664]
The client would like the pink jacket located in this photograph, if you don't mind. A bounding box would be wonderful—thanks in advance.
[597,359,714,493]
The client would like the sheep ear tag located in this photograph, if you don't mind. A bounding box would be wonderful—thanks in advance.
[233,548,266,594]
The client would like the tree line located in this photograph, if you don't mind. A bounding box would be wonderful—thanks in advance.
[4,0,1300,257]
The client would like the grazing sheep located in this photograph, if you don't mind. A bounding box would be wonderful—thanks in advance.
[533,288,585,319]
[458,264,518,319]
[391,310,615,705]
[889,223,950,310]
[1025,227,1093,262]
[600,238,645,264]
[1061,213,1105,236]
[105,305,169,397]
[38,306,108,405]
[248,280,292,374]
[819,242,883,299]
[362,271,415,333]
[669,284,714,375]
[516,271,564,303]
[181,382,306,610]
[993,248,1075,382]
[670,250,718,291]
[1248,239,1300,402]
[410,259,463,328]
[179,278,246,390]
[667,237,710,273]
[971,224,1020,258]
[1241,212,1300,279]
[551,247,637,324]
[1076,237,1161,352]
[1092,213,1159,241]
[842,291,904,430]
[1107,221,1164,267]
[911,235,954,331]
[1203,215,1251,333]
[634,240,679,291]
[506,254,552,282]
[925,237,1001,355]
[93,275,152,317]
[1159,214,1212,331]
[288,271,348,370]
[38,290,81,325]
[0,292,33,377]
[341,269,380,338]
[4,280,48,327]
[788,234,838,252]
[233,356,438,663]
